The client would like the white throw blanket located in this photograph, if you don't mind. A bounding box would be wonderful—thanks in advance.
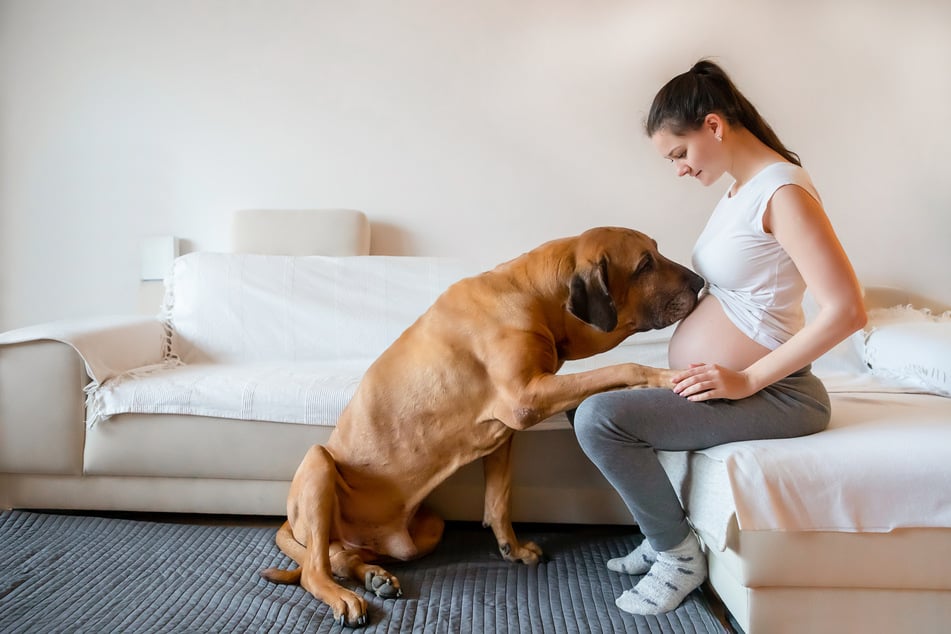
[164,253,482,364]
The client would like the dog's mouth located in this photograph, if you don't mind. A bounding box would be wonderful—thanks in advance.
[623,295,698,334]
[653,292,701,330]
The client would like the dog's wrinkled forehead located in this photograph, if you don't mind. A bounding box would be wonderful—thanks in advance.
[575,227,653,266]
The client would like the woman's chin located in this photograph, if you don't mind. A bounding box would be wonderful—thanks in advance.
[695,170,720,187]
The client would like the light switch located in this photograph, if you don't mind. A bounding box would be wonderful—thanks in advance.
[141,236,180,281]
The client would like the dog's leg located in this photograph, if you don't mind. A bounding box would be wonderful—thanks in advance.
[324,505,444,600]
[500,364,677,430]
[407,504,445,557]
[481,436,542,564]
[259,521,304,583]
[265,445,370,627]
[329,544,402,599]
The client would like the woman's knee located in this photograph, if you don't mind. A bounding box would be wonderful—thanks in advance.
[572,393,626,450]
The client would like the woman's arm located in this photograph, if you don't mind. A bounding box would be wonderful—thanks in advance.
[672,185,866,401]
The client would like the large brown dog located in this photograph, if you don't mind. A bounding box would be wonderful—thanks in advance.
[260,227,704,626]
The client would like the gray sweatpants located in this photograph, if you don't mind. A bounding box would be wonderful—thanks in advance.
[570,366,830,551]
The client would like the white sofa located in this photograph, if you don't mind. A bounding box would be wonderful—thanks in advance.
[3,211,951,634]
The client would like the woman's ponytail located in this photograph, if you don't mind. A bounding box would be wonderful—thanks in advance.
[646,60,801,167]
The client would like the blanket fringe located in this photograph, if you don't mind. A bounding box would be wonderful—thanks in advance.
[85,358,185,428]
[158,273,181,363]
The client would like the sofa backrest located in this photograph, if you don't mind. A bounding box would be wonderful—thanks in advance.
[163,253,481,364]
[230,209,371,256]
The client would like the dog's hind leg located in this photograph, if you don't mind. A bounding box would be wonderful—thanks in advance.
[273,445,370,627]
[407,504,445,557]
[328,506,444,599]
[329,545,402,599]
[259,521,303,583]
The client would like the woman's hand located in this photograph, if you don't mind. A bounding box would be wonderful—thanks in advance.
[671,363,757,402]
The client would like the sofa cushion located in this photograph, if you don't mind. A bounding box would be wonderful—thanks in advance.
[83,413,334,480]
[162,253,481,364]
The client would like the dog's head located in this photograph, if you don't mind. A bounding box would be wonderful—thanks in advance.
[567,227,705,334]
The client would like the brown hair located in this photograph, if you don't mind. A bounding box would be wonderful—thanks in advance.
[646,60,801,167]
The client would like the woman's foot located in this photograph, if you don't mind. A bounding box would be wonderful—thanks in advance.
[615,532,706,615]
[607,537,657,575]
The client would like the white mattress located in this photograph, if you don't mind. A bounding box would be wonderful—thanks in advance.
[669,386,951,550]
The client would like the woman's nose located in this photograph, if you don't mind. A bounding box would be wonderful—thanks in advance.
[675,161,691,177]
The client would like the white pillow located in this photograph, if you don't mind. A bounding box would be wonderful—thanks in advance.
[864,306,951,397]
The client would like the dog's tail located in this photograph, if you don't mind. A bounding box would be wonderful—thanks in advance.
[259,520,306,585]
[259,566,301,584]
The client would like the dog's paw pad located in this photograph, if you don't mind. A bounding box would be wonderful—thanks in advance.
[365,571,401,598]
[518,541,544,564]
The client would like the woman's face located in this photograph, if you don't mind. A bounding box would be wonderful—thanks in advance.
[651,124,725,187]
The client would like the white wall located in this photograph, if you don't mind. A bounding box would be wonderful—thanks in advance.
[2,0,949,330]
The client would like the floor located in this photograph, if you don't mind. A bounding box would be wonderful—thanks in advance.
[53,509,743,632]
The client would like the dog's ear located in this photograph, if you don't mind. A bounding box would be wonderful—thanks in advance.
[567,256,618,332]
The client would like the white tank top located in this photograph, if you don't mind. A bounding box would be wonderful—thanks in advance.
[692,162,821,350]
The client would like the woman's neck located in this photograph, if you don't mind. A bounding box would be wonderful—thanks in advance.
[726,128,789,197]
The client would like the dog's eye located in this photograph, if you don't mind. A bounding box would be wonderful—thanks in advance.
[633,255,653,276]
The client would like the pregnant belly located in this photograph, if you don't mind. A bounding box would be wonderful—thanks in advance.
[667,294,771,371]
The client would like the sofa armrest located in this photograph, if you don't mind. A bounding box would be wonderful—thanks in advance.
[0,340,88,475]
[0,315,166,384]
[0,316,166,476]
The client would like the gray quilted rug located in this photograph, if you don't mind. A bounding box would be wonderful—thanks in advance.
[0,510,727,633]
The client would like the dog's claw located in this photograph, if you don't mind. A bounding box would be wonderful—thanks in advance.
[338,612,368,628]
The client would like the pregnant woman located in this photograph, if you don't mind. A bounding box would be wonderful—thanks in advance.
[572,59,866,615]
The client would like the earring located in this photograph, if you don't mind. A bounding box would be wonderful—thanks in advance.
[715,135,722,142]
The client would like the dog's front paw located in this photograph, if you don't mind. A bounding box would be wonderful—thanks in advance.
[500,540,543,565]
[301,567,370,627]
[364,568,402,599]
[644,368,677,389]
[333,599,369,628]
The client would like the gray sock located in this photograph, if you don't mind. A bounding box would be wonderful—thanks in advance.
[615,532,706,615]
[607,537,657,575]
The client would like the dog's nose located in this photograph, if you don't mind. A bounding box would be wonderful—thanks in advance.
[688,271,705,296]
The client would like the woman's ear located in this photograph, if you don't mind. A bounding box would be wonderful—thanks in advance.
[704,113,724,141]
